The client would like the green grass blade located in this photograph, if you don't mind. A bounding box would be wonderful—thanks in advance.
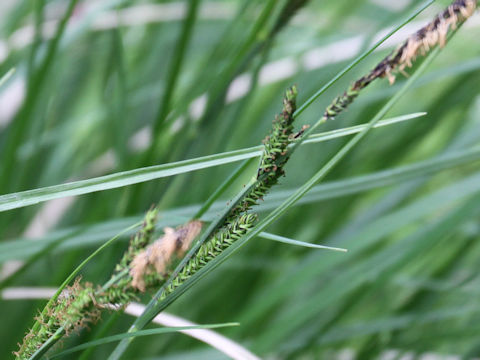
[148,0,199,156]
[302,112,426,145]
[0,68,15,88]
[0,113,424,213]
[3,145,478,264]
[50,323,239,359]
[0,149,260,212]
[259,232,348,252]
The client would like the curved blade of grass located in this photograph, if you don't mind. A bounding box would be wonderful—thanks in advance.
[0,0,80,192]
[50,323,239,359]
[148,0,199,157]
[259,232,348,252]
[108,30,440,360]
[0,68,15,88]
[0,150,261,212]
[303,112,426,145]
[2,145,479,264]
[0,112,424,213]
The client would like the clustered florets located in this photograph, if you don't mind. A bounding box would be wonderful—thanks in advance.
[160,214,257,300]
[226,86,298,222]
[15,278,101,359]
[159,87,299,300]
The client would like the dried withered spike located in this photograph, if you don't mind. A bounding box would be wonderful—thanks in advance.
[324,0,477,123]
[175,220,203,254]
[129,220,203,292]
[353,0,477,91]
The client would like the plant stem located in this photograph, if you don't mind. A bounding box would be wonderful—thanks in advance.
[193,158,255,219]
[147,0,200,162]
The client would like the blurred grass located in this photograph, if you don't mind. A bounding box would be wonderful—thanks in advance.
[1,0,480,359]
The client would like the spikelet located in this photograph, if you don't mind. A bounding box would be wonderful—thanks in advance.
[394,0,477,77]
[157,88,299,301]
[227,86,298,222]
[15,277,100,359]
[160,214,257,300]
[323,0,477,122]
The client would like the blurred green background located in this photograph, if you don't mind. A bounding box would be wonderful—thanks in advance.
[1,0,480,358]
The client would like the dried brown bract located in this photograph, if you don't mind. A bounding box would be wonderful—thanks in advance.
[174,220,203,255]
[130,220,203,291]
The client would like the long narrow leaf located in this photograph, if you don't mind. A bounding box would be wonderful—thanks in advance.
[50,323,239,359]
[0,113,425,213]
[259,232,348,252]
[0,68,15,88]
[2,146,478,264]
